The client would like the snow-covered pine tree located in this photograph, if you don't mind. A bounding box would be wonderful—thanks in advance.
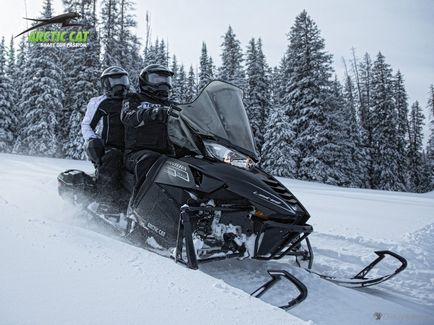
[170,55,181,102]
[393,70,410,188]
[282,10,343,184]
[100,0,120,67]
[6,36,18,136]
[143,39,158,65]
[426,84,434,189]
[13,0,64,157]
[143,38,169,67]
[320,77,353,186]
[408,101,430,192]
[14,37,27,104]
[245,38,271,157]
[0,37,16,152]
[116,0,142,89]
[176,64,188,103]
[337,75,367,186]
[342,71,367,187]
[270,65,282,107]
[261,105,298,177]
[126,34,143,90]
[185,66,197,102]
[357,52,374,187]
[6,37,16,88]
[10,37,28,146]
[218,26,245,89]
[62,0,101,159]
[370,52,403,191]
[158,39,169,67]
[198,42,214,90]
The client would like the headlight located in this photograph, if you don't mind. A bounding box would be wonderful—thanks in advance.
[204,141,255,170]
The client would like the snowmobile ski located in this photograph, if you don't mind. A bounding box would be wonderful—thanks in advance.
[251,270,308,309]
[84,202,130,236]
[306,250,408,288]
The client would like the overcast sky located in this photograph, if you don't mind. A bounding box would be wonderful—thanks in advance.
[1,0,433,139]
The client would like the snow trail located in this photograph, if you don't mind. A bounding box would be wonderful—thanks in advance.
[1,153,434,324]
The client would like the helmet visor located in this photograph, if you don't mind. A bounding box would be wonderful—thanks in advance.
[147,72,172,86]
[108,75,130,88]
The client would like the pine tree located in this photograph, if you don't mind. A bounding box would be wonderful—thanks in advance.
[62,0,101,159]
[117,0,142,89]
[158,39,169,67]
[270,65,282,106]
[342,72,366,187]
[170,55,180,102]
[245,38,271,157]
[0,37,16,152]
[10,37,28,144]
[370,52,403,191]
[408,101,429,192]
[6,37,16,83]
[177,65,188,103]
[393,70,410,188]
[143,39,158,65]
[143,38,169,67]
[13,0,64,156]
[15,37,28,104]
[185,66,197,102]
[6,36,18,137]
[282,10,343,184]
[261,105,298,177]
[198,42,214,90]
[357,53,374,187]
[100,0,120,67]
[426,84,434,189]
[126,34,143,90]
[218,26,245,89]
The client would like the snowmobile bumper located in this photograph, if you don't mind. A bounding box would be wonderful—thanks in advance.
[174,204,313,269]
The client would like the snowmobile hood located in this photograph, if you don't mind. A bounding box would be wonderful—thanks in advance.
[168,80,259,161]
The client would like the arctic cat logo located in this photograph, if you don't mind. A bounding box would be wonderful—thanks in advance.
[16,12,86,38]
[167,161,187,171]
[253,191,282,205]
[166,161,190,182]
[147,222,166,237]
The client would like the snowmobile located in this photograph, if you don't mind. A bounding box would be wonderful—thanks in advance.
[58,80,407,309]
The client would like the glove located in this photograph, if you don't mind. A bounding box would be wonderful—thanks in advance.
[149,106,169,122]
[85,138,105,165]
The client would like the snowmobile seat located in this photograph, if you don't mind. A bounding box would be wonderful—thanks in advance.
[57,169,95,199]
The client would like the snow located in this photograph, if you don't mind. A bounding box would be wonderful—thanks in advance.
[1,153,434,324]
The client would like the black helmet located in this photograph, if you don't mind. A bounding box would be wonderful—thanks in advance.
[139,64,174,101]
[100,66,130,98]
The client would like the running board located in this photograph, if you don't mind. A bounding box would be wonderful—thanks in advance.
[251,270,308,309]
[307,250,408,288]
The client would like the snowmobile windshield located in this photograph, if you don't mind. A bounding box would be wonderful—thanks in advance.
[168,80,259,161]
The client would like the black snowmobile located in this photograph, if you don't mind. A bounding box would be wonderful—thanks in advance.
[58,80,407,309]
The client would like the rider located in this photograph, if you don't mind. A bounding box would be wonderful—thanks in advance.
[81,66,130,212]
[121,64,177,184]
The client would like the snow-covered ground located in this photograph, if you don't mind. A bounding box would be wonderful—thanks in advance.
[1,153,433,325]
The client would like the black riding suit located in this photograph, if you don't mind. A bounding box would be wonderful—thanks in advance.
[121,92,172,184]
[81,95,125,202]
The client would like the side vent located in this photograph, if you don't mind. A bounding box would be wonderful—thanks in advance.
[190,167,203,186]
[263,178,298,205]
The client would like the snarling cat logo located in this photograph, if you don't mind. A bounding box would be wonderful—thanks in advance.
[15,12,85,38]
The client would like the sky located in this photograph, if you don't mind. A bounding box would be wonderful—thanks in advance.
[1,0,433,139]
